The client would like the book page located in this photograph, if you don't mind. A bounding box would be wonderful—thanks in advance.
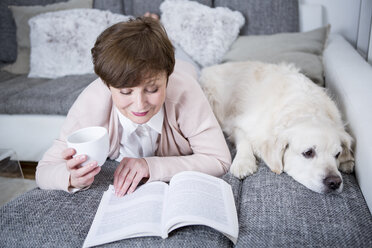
[83,182,167,248]
[162,171,238,244]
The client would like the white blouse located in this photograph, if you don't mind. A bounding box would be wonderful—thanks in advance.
[115,106,164,161]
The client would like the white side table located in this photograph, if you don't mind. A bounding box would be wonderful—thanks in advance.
[0,149,24,179]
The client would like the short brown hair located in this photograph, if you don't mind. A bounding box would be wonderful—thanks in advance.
[91,17,175,88]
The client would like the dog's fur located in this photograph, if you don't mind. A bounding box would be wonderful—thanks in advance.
[200,61,354,193]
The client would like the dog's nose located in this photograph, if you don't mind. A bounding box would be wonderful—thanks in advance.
[324,176,342,190]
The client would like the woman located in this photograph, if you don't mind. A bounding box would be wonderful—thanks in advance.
[36,17,231,196]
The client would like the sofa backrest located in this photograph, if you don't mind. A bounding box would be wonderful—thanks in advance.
[0,0,299,63]
[214,0,299,35]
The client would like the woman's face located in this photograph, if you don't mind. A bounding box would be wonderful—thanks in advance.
[110,72,167,124]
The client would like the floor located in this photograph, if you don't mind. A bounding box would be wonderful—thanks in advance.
[0,159,37,206]
[0,177,37,206]
[20,161,37,179]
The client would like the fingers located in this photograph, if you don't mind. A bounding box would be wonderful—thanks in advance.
[114,158,129,190]
[62,148,76,160]
[114,166,129,195]
[66,154,87,171]
[114,158,150,197]
[69,161,100,189]
[73,161,99,178]
[114,157,129,179]
[127,173,143,194]
[117,169,137,197]
[150,13,159,20]
[143,12,159,20]
[64,149,100,189]
[78,164,101,186]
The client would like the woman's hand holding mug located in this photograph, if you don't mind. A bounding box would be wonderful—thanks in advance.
[65,126,109,189]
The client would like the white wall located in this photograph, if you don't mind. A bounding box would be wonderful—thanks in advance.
[369,24,372,64]
[357,0,372,60]
[299,0,361,47]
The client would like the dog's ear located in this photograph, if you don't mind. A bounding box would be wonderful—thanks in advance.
[260,137,288,174]
[338,130,354,173]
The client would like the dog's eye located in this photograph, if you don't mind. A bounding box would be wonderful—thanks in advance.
[302,148,315,159]
[335,152,341,159]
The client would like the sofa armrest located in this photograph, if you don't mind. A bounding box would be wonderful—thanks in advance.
[323,34,372,213]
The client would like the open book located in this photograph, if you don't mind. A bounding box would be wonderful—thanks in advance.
[83,171,239,247]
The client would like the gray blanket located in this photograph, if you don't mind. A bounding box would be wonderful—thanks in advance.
[0,160,240,247]
[1,159,371,247]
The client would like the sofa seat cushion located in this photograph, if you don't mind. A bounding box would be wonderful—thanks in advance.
[237,163,372,247]
[0,73,96,115]
[0,160,241,247]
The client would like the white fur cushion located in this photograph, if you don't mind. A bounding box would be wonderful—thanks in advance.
[28,9,131,78]
[160,0,244,67]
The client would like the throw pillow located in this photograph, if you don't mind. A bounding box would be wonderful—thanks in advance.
[28,9,130,78]
[222,25,330,86]
[2,0,93,74]
[160,0,245,67]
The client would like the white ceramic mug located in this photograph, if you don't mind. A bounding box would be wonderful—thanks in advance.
[67,126,109,166]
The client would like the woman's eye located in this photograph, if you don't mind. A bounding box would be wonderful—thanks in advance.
[335,152,341,159]
[120,91,132,95]
[302,148,315,159]
[146,87,158,93]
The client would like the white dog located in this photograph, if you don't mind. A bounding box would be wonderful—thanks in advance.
[200,61,354,193]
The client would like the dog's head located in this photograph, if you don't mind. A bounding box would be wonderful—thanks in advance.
[262,122,354,193]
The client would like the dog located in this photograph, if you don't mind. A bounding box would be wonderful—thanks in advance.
[200,61,354,193]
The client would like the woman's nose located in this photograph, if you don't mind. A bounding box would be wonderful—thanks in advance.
[135,92,147,109]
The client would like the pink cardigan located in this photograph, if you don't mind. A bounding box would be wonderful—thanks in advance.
[36,60,231,192]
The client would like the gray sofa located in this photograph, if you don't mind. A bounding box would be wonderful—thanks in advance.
[1,159,372,247]
[1,0,372,247]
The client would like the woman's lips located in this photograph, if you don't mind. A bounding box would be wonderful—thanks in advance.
[132,111,149,117]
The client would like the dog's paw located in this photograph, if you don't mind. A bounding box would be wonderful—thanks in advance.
[230,157,258,179]
[339,160,354,173]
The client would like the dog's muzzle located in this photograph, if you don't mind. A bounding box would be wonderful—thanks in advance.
[323,175,342,191]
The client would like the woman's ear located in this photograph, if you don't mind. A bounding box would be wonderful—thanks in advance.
[260,137,288,174]
[338,130,354,173]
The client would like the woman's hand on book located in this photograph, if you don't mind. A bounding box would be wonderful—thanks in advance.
[63,148,101,189]
[114,157,150,197]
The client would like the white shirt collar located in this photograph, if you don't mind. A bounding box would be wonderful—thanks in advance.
[116,106,164,135]
[147,106,164,134]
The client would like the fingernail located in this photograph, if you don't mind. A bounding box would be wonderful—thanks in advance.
[76,155,85,160]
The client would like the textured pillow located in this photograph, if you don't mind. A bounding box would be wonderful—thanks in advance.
[223,26,330,86]
[160,0,244,67]
[2,0,93,74]
[28,9,130,78]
